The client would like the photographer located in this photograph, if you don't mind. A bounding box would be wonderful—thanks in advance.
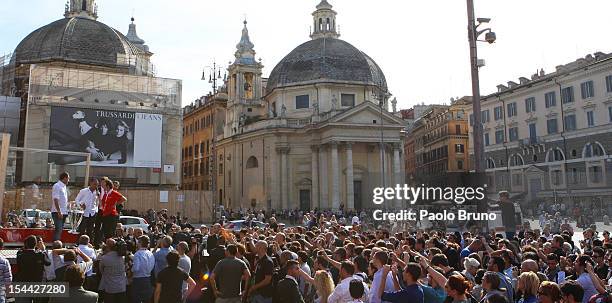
[98,238,128,303]
[131,235,155,303]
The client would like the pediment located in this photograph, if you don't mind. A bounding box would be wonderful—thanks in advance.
[329,102,405,126]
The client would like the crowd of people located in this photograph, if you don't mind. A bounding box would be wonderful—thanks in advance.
[0,172,611,303]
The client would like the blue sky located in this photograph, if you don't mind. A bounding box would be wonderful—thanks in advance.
[2,0,612,109]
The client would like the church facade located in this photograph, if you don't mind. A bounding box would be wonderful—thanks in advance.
[215,0,406,211]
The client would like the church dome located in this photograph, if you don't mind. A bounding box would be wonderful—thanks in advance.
[266,37,387,93]
[13,17,143,67]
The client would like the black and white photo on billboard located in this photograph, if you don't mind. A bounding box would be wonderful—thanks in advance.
[48,106,162,168]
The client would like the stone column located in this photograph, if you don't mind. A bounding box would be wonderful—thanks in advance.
[379,143,386,188]
[277,147,290,210]
[331,141,340,210]
[393,143,402,208]
[319,146,329,209]
[345,142,354,210]
[311,146,320,209]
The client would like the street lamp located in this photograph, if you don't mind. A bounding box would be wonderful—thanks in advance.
[466,0,496,173]
[202,60,226,95]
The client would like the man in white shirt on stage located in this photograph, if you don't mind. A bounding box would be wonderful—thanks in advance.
[51,172,70,241]
[77,178,99,236]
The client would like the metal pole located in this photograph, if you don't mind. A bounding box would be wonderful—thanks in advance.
[467,0,484,173]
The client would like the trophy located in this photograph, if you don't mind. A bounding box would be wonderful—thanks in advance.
[68,201,84,234]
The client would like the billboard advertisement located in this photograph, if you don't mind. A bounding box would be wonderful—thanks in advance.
[48,106,162,168]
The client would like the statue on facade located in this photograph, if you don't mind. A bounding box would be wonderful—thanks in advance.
[268,103,274,117]
[312,101,319,115]
[280,104,287,118]
[331,94,338,110]
[239,113,247,126]
[391,97,397,113]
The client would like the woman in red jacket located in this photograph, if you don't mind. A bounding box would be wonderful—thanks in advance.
[100,178,127,240]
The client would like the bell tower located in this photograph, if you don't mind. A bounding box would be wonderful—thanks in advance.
[224,20,265,137]
[64,0,98,20]
[310,0,339,39]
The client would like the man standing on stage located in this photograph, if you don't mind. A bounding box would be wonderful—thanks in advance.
[77,178,99,236]
[51,172,70,241]
[100,178,127,240]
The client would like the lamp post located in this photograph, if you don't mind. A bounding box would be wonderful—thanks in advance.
[374,81,390,207]
[466,0,496,173]
[202,60,226,221]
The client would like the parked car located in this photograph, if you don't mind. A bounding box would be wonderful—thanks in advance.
[119,216,149,233]
[225,220,267,231]
[20,209,42,226]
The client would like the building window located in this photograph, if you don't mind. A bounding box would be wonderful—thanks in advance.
[341,94,355,107]
[218,163,223,175]
[455,125,461,135]
[589,166,602,183]
[606,75,612,93]
[580,80,595,99]
[584,143,604,157]
[510,154,523,166]
[487,158,495,169]
[564,114,577,131]
[512,174,522,186]
[194,145,199,157]
[569,168,579,184]
[508,127,519,142]
[495,130,504,144]
[507,102,517,117]
[188,146,193,157]
[494,106,503,120]
[481,110,490,122]
[609,106,612,122]
[545,91,556,108]
[469,114,474,126]
[528,123,537,143]
[547,118,558,134]
[561,86,574,104]
[484,133,490,146]
[548,148,564,162]
[246,156,258,169]
[552,170,563,186]
[525,97,536,113]
[457,160,464,170]
[455,144,465,153]
[295,95,309,109]
[586,111,595,127]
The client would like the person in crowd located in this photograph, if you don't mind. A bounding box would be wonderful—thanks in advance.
[487,256,514,302]
[131,235,155,303]
[154,251,196,303]
[153,236,174,278]
[247,241,274,303]
[376,263,424,303]
[498,191,516,240]
[49,265,98,303]
[481,271,508,302]
[51,246,93,281]
[98,238,128,303]
[560,281,585,303]
[210,243,251,303]
[77,178,99,236]
[0,241,11,303]
[15,235,50,303]
[100,178,127,240]
[462,257,480,285]
[516,272,539,303]
[327,261,369,303]
[545,253,566,284]
[272,260,305,303]
[573,256,600,303]
[538,281,563,303]
[591,247,609,280]
[348,279,366,303]
[176,241,192,298]
[51,172,70,241]
[369,251,395,303]
[445,274,473,303]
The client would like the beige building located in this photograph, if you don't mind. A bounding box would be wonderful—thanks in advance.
[468,52,612,210]
[216,0,406,211]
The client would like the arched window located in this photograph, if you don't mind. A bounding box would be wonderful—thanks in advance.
[583,142,605,158]
[246,156,258,169]
[487,158,496,169]
[319,18,323,31]
[326,18,330,30]
[547,148,565,162]
[82,0,87,11]
[509,154,524,166]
